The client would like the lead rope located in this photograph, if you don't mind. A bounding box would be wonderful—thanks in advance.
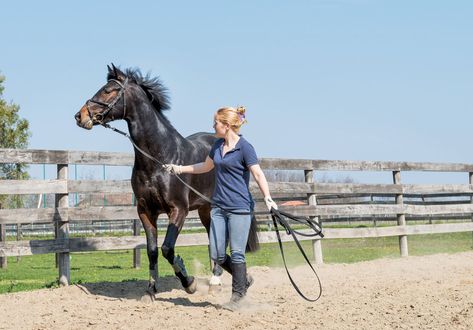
[270,208,323,301]
[102,123,212,203]
[102,122,323,301]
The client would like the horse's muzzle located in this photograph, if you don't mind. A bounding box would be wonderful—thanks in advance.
[75,108,94,130]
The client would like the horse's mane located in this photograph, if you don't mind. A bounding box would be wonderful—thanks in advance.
[107,67,171,113]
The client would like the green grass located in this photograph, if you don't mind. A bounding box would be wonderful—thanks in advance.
[1,232,471,294]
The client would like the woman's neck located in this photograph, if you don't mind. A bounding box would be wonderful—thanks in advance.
[224,130,240,147]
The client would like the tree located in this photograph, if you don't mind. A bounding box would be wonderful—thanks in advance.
[0,72,31,208]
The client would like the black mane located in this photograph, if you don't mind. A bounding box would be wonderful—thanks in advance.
[107,67,171,113]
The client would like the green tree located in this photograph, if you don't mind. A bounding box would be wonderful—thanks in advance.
[0,73,31,208]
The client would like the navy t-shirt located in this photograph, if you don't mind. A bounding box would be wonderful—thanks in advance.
[209,136,258,210]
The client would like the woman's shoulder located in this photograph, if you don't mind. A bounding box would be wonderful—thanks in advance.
[238,137,257,156]
[239,136,254,148]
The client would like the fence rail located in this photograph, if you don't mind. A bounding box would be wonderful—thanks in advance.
[1,148,473,282]
[3,203,473,225]
[4,179,473,196]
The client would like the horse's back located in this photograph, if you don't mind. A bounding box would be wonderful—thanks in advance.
[186,132,217,150]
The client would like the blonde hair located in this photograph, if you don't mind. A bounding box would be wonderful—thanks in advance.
[215,106,248,133]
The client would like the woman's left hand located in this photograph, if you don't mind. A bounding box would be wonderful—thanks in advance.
[264,196,278,211]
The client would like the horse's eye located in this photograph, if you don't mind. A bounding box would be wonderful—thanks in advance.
[104,88,113,94]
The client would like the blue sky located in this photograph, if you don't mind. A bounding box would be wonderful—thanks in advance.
[1,1,472,182]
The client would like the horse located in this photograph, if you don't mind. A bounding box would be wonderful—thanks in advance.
[74,64,259,298]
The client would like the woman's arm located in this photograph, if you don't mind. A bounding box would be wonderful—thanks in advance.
[164,156,214,175]
[249,164,277,210]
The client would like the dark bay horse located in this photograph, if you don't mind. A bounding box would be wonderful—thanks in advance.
[75,64,258,297]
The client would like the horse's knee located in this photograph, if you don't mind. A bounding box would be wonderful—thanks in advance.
[148,247,158,260]
[146,244,158,268]
[161,244,175,264]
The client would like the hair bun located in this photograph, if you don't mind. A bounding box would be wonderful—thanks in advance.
[236,106,246,115]
[235,106,247,124]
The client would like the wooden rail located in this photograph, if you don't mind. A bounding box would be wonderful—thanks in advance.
[1,148,473,285]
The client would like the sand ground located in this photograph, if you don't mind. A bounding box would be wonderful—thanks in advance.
[1,252,472,329]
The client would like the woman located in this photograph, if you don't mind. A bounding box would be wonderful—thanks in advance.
[164,106,277,310]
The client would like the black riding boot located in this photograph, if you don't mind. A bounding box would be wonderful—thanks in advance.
[221,256,254,289]
[220,255,233,274]
[222,262,248,311]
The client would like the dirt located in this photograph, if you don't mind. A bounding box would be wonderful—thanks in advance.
[1,252,472,329]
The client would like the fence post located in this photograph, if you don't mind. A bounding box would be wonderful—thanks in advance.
[133,219,141,269]
[16,220,21,263]
[469,172,473,248]
[305,169,323,264]
[56,164,70,286]
[0,203,6,269]
[393,171,408,257]
[0,224,5,269]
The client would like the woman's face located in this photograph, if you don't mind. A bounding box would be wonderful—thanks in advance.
[213,117,228,138]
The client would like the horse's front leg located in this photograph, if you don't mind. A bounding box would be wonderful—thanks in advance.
[161,209,197,294]
[138,202,159,297]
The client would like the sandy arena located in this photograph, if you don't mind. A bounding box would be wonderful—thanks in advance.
[0,252,472,329]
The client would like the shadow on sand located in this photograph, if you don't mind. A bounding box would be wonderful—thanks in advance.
[75,276,217,308]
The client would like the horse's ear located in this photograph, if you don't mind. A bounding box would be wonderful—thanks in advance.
[109,63,126,81]
[112,63,119,78]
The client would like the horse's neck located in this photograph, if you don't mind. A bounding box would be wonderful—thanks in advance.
[126,103,187,163]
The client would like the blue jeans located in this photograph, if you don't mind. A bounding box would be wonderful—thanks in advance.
[209,207,251,264]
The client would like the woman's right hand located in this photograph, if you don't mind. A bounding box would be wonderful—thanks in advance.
[163,164,182,175]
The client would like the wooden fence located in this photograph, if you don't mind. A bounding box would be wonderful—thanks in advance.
[1,148,473,285]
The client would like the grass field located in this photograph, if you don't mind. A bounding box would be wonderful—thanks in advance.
[1,232,472,294]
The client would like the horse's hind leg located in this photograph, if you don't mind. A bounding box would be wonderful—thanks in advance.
[137,200,159,297]
[198,205,226,291]
[161,209,196,294]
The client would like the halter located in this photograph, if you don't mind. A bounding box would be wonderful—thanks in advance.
[86,78,128,124]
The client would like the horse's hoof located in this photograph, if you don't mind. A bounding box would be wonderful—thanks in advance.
[208,284,222,295]
[184,277,197,294]
[141,288,158,303]
[145,284,158,301]
[141,293,154,303]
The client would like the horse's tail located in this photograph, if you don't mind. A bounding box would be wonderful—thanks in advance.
[246,214,260,252]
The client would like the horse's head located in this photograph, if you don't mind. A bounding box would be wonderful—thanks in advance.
[75,64,129,130]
